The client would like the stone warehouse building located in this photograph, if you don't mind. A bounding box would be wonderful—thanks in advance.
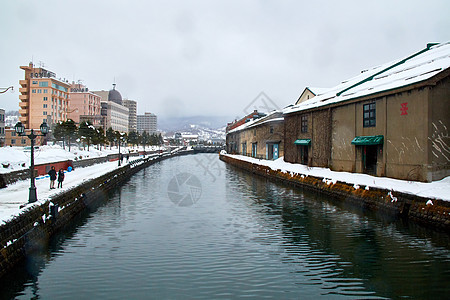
[283,42,450,182]
[226,111,284,160]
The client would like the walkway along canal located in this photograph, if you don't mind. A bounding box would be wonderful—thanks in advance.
[1,154,449,299]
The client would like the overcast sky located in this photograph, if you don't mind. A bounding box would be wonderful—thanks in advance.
[1,0,449,119]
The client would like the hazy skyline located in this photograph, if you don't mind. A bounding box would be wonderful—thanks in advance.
[1,0,449,119]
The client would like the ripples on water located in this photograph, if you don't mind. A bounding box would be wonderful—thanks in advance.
[1,154,449,299]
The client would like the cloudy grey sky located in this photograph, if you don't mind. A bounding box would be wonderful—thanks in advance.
[1,0,449,119]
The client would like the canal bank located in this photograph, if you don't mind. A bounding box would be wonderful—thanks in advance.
[0,149,193,278]
[220,153,450,231]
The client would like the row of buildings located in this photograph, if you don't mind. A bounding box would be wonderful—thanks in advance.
[226,42,450,182]
[0,63,158,146]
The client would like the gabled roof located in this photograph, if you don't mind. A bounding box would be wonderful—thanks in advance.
[228,111,283,133]
[295,87,329,105]
[285,42,450,115]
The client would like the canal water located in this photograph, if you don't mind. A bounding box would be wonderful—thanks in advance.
[1,154,449,299]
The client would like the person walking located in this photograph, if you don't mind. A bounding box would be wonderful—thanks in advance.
[57,169,65,188]
[48,166,57,189]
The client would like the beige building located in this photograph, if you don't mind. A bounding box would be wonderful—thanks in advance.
[137,112,157,134]
[4,127,45,147]
[19,63,71,130]
[284,42,450,182]
[295,87,328,105]
[123,99,137,132]
[94,84,129,133]
[68,82,102,126]
[226,111,284,160]
[101,100,129,133]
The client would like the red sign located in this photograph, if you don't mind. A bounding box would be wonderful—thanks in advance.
[401,103,408,115]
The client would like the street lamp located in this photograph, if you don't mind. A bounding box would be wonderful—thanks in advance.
[118,136,122,166]
[0,86,14,94]
[15,121,49,203]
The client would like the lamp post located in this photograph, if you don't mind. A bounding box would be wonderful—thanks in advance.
[118,136,122,166]
[15,121,49,203]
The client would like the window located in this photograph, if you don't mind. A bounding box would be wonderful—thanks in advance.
[43,104,47,108]
[32,89,36,93]
[301,115,308,133]
[254,129,256,136]
[11,131,16,137]
[32,81,38,85]
[43,97,48,101]
[363,103,376,127]
[39,82,48,87]
[43,111,47,115]
[38,89,42,93]
[270,126,274,134]
[21,139,27,144]
[11,139,15,145]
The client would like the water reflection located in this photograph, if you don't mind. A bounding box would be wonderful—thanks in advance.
[1,154,449,299]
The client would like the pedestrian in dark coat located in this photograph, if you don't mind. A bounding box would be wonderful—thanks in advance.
[57,169,65,188]
[48,166,57,189]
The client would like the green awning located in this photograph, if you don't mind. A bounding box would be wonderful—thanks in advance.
[351,135,384,146]
[294,139,311,146]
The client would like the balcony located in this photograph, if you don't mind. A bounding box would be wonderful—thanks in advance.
[19,87,28,94]
[19,102,28,109]
[19,111,28,118]
[19,95,29,100]
[19,80,28,87]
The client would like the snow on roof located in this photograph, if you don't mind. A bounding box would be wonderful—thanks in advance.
[285,42,450,115]
[308,87,329,96]
[228,111,282,133]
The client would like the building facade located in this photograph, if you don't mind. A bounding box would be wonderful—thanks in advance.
[68,82,102,126]
[137,112,157,134]
[94,84,129,133]
[123,99,137,132]
[19,63,70,130]
[102,101,129,133]
[226,111,284,160]
[284,42,450,182]
[3,127,45,147]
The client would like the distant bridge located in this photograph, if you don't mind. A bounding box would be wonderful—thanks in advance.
[192,145,225,153]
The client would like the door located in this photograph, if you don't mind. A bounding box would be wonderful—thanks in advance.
[363,145,377,175]
[300,145,308,165]
[273,144,279,160]
[252,143,257,158]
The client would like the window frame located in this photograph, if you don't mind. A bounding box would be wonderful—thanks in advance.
[301,115,308,133]
[363,102,376,127]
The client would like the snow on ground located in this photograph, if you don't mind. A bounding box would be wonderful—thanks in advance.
[224,154,450,202]
[0,144,170,225]
[0,160,122,225]
[0,144,166,173]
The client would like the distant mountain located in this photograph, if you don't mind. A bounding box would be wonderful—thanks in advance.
[158,116,231,141]
[158,116,232,132]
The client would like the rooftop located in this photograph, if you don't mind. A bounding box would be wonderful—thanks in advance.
[285,42,450,114]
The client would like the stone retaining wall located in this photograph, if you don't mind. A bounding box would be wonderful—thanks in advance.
[0,153,174,278]
[220,154,450,231]
[0,151,161,189]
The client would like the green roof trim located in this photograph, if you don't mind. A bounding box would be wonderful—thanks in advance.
[351,135,384,146]
[294,139,311,145]
[336,44,437,97]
